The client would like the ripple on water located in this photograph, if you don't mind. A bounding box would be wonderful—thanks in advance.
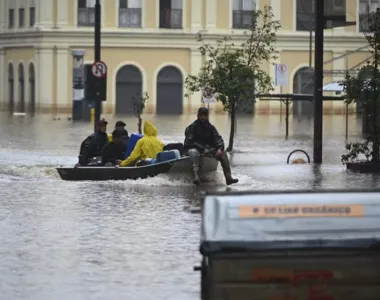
[0,113,378,299]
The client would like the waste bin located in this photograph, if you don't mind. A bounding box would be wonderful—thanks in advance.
[195,190,380,300]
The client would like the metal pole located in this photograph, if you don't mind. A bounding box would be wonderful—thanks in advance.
[280,86,283,122]
[309,28,312,68]
[345,102,348,140]
[94,0,101,131]
[313,0,324,163]
[285,99,289,138]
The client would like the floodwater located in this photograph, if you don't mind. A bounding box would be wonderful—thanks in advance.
[0,112,379,300]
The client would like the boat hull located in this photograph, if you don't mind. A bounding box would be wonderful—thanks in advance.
[56,156,218,181]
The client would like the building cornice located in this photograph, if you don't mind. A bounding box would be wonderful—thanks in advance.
[0,30,369,53]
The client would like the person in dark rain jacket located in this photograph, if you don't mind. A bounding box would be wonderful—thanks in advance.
[102,130,126,166]
[75,119,109,167]
[108,120,129,146]
[184,107,238,186]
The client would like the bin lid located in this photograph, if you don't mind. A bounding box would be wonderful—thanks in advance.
[201,190,380,251]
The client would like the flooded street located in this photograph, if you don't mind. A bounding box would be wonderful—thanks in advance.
[0,112,379,300]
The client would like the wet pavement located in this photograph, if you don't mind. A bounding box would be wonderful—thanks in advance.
[0,112,378,300]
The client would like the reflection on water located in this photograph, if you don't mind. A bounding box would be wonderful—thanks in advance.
[0,112,377,299]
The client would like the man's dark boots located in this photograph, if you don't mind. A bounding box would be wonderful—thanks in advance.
[218,153,238,185]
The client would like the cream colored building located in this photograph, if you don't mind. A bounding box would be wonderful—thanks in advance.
[0,0,374,115]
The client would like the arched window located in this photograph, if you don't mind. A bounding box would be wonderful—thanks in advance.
[156,65,183,114]
[115,65,143,114]
[18,63,25,112]
[293,67,314,115]
[29,63,36,113]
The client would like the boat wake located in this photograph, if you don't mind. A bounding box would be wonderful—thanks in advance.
[123,169,253,187]
[0,164,253,187]
[0,165,61,181]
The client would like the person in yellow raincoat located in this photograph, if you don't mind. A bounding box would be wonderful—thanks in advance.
[119,120,164,167]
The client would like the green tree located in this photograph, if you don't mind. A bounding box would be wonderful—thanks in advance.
[185,6,281,151]
[132,92,149,134]
[341,10,380,163]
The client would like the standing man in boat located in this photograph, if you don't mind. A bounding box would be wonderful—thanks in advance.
[108,120,129,146]
[75,119,109,167]
[184,107,238,185]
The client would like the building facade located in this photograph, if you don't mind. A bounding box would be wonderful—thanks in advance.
[0,0,374,115]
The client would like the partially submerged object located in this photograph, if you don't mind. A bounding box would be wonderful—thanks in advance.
[56,156,218,181]
[195,189,380,300]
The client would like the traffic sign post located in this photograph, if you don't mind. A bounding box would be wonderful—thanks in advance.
[274,64,288,86]
[274,64,289,129]
[91,61,107,78]
[86,60,107,127]
[201,91,216,111]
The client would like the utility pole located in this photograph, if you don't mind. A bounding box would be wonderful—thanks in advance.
[313,0,324,163]
[94,0,101,131]
[309,24,313,68]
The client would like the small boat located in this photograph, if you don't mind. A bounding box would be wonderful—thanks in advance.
[56,156,219,181]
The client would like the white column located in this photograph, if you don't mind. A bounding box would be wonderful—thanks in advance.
[56,0,68,28]
[37,0,54,28]
[270,0,281,21]
[190,49,203,111]
[0,0,5,32]
[332,51,345,82]
[56,48,69,109]
[206,0,217,30]
[0,48,5,108]
[191,0,202,32]
[36,47,54,110]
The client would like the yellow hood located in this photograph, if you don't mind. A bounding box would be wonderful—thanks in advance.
[143,120,158,136]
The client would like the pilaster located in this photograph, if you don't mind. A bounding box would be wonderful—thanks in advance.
[332,51,346,114]
[0,0,5,32]
[270,0,281,21]
[205,0,217,30]
[36,47,54,111]
[56,48,69,110]
[37,0,54,28]
[0,48,5,109]
[190,49,203,112]
[191,0,202,32]
[56,0,68,28]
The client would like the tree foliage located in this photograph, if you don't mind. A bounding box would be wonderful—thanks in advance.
[132,92,149,134]
[341,10,380,162]
[185,6,281,151]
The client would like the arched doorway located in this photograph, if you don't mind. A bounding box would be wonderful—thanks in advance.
[29,63,36,113]
[115,65,143,114]
[18,63,25,113]
[8,63,14,112]
[293,67,314,116]
[156,65,183,114]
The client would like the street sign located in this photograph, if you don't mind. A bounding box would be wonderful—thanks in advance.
[86,63,107,102]
[91,61,107,78]
[202,91,216,104]
[275,64,288,86]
